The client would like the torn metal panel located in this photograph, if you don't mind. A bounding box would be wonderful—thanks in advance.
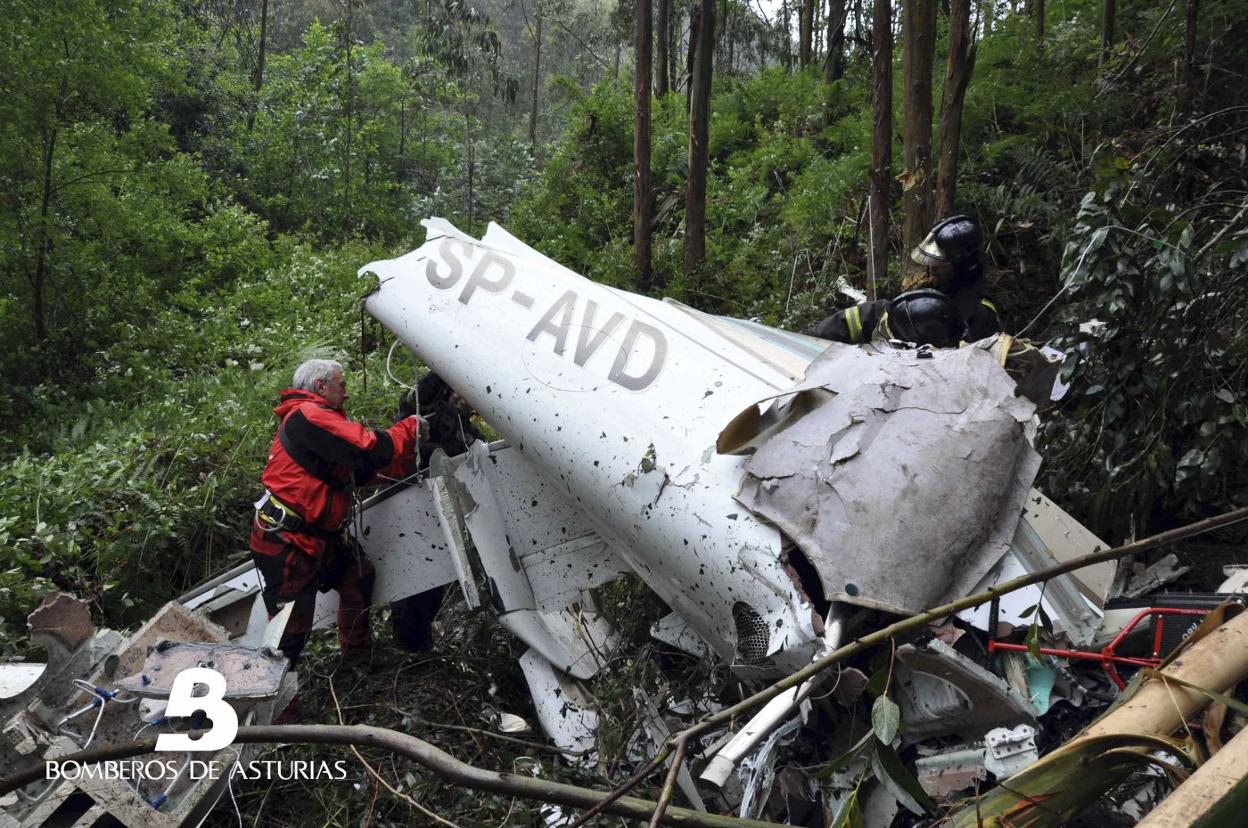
[1019,490,1114,605]
[914,747,988,799]
[26,593,94,653]
[429,452,481,609]
[355,480,458,604]
[500,603,618,680]
[733,342,1040,617]
[1119,553,1191,599]
[0,666,45,701]
[983,724,1038,778]
[895,639,1035,740]
[456,441,538,613]
[1219,565,1248,593]
[635,690,706,812]
[517,650,598,760]
[650,612,713,660]
[114,643,287,699]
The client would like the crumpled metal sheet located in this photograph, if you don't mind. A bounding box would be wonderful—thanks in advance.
[731,341,1039,616]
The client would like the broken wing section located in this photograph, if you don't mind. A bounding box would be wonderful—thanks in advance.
[447,440,632,679]
[730,341,1040,617]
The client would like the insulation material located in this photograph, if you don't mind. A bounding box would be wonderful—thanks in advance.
[730,341,1040,616]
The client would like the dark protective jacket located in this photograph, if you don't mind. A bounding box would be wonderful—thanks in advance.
[252,388,421,557]
[805,281,1001,344]
[418,399,483,467]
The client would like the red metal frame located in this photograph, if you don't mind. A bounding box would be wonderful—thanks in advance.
[988,607,1207,690]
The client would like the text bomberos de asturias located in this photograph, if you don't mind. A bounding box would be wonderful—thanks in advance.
[45,759,350,782]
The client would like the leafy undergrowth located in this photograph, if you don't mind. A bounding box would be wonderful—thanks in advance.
[0,240,420,656]
[208,577,735,827]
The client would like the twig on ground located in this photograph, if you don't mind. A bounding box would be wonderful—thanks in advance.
[648,736,690,828]
[331,678,464,828]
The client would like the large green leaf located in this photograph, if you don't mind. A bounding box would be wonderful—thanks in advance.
[871,695,900,746]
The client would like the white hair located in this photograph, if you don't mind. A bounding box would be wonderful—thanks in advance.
[292,359,343,391]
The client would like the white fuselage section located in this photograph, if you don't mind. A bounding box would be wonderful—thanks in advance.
[362,220,819,671]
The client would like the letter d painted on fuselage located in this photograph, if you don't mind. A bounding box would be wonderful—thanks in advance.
[609,320,666,391]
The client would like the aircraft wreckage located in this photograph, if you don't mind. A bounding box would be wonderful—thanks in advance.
[2,219,1246,826]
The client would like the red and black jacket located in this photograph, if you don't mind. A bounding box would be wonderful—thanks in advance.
[251,388,421,557]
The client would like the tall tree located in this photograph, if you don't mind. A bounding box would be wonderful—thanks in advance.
[781,0,793,70]
[870,0,893,291]
[529,7,543,146]
[1178,0,1199,112]
[685,0,715,272]
[901,0,936,253]
[635,0,654,286]
[254,0,269,93]
[340,0,357,234]
[936,0,976,217]
[656,0,671,96]
[824,0,848,83]
[799,0,815,68]
[1099,0,1116,67]
[1032,0,1045,44]
[0,0,172,344]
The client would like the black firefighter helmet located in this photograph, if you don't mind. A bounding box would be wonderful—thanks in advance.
[911,214,982,271]
[880,288,966,348]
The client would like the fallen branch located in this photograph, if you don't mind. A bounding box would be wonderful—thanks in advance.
[0,725,783,828]
[648,735,691,828]
[564,748,671,828]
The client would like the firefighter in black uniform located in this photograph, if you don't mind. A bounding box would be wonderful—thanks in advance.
[390,372,484,652]
[806,215,1001,347]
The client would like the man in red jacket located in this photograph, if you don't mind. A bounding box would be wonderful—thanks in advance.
[250,358,427,663]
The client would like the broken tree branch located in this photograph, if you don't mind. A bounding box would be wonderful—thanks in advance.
[0,726,782,828]
[648,735,690,828]
[670,505,1248,750]
[564,748,671,828]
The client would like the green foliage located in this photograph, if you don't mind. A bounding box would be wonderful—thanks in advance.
[0,240,409,654]
[1038,154,1248,539]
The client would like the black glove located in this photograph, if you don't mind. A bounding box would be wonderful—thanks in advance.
[397,389,419,420]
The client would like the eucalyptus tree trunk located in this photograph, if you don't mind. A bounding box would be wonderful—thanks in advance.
[32,122,58,342]
[937,0,976,217]
[781,0,793,70]
[529,11,542,146]
[1099,0,1115,67]
[246,0,269,131]
[254,0,268,92]
[342,0,354,234]
[685,0,715,272]
[799,0,814,68]
[870,0,893,293]
[656,0,671,96]
[824,0,847,83]
[635,0,654,287]
[901,0,935,254]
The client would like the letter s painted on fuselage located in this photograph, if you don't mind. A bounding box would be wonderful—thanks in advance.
[423,238,666,390]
